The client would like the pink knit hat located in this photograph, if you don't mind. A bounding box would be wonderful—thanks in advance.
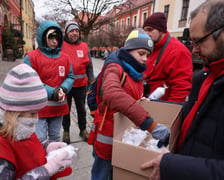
[0,64,48,111]
[143,12,167,33]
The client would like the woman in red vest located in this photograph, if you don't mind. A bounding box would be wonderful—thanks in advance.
[0,64,73,179]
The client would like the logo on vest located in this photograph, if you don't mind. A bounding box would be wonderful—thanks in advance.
[59,66,65,76]
[77,50,84,58]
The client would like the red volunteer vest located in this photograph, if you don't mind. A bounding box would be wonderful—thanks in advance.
[0,134,46,178]
[88,73,143,160]
[0,133,72,179]
[61,41,90,87]
[27,50,70,117]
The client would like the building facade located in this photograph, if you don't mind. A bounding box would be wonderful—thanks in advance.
[21,0,35,54]
[0,0,35,61]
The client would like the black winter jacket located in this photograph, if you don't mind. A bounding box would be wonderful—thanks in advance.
[160,67,224,180]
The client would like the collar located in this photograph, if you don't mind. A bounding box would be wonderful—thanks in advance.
[209,58,224,76]
[153,32,170,51]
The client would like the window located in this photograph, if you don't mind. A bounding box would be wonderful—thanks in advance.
[133,16,137,27]
[126,17,130,29]
[142,12,148,26]
[164,5,169,19]
[121,19,124,30]
[181,0,189,20]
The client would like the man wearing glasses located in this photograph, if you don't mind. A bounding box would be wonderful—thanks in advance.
[141,1,224,180]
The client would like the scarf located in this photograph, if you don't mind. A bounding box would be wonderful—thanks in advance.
[177,58,224,151]
[118,48,146,81]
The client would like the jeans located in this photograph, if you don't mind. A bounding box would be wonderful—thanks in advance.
[91,149,112,180]
[35,116,63,142]
[63,86,87,132]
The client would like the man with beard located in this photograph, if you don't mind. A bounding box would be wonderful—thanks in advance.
[143,12,193,103]
[141,1,224,180]
[62,20,94,143]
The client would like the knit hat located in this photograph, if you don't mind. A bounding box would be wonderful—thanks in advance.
[46,28,59,39]
[65,20,80,34]
[0,64,48,112]
[124,28,154,52]
[143,12,167,33]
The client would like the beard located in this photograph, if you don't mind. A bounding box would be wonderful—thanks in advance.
[14,117,38,141]
[207,38,224,64]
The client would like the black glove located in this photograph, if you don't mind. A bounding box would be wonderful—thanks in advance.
[143,80,150,97]
[52,87,60,100]
[60,86,67,95]
[157,134,170,148]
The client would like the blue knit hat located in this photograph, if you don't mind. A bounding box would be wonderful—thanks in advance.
[124,28,154,53]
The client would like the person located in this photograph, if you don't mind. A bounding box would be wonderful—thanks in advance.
[24,20,74,143]
[0,64,73,179]
[87,28,170,180]
[141,1,224,180]
[61,20,94,143]
[143,12,193,103]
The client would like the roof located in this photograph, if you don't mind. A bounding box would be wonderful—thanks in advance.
[106,0,153,17]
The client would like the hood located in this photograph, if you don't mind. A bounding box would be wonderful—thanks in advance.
[37,20,63,55]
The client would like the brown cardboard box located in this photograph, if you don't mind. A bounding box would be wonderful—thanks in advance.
[112,100,182,179]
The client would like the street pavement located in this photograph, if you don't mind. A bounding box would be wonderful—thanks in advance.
[0,57,105,180]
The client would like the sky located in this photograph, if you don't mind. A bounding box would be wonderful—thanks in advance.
[32,0,48,20]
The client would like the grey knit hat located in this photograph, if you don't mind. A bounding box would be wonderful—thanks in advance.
[65,20,80,34]
[124,28,154,52]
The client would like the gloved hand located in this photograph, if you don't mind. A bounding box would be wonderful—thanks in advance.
[44,151,72,176]
[151,123,170,143]
[46,142,67,154]
[52,87,60,101]
[157,134,170,148]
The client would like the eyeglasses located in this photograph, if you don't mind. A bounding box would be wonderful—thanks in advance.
[190,26,224,49]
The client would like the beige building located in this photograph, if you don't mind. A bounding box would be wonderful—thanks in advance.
[153,0,207,39]
[21,0,35,54]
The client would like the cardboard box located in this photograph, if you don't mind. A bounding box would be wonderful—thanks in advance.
[112,100,182,180]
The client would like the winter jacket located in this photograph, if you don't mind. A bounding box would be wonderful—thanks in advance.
[24,20,74,118]
[88,49,156,160]
[160,58,224,180]
[144,32,193,102]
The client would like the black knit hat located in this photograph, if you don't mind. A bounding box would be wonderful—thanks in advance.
[143,12,167,33]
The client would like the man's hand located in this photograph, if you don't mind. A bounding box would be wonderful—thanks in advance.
[140,148,169,180]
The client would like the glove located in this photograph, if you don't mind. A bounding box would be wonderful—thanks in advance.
[60,86,67,94]
[151,123,170,142]
[157,134,170,148]
[46,142,67,154]
[143,80,150,97]
[44,151,72,176]
[52,87,60,100]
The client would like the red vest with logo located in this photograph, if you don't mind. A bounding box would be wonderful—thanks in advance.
[27,50,70,117]
[61,41,90,87]
[88,73,143,160]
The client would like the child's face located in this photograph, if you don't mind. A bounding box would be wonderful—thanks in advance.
[129,48,150,65]
[47,36,58,50]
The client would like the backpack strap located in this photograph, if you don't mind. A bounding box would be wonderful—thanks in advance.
[98,63,127,131]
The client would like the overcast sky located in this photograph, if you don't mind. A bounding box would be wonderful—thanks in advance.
[32,0,48,20]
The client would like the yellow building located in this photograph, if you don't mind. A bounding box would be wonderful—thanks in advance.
[21,0,35,55]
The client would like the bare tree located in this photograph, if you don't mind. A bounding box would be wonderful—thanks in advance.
[42,0,126,42]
